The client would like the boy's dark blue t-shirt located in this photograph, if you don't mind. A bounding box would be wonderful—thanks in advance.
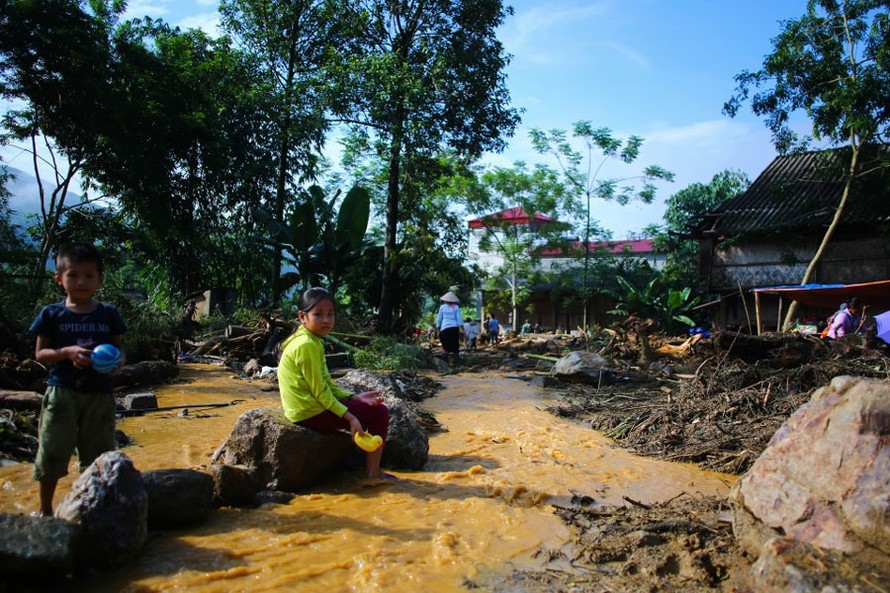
[29,301,127,392]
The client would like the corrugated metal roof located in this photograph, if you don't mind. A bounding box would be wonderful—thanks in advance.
[697,146,890,236]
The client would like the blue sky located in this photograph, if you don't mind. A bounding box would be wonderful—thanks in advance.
[6,0,815,237]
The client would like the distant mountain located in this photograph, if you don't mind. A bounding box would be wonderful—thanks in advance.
[3,165,82,226]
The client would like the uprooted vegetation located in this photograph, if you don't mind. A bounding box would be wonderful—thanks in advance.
[547,330,890,475]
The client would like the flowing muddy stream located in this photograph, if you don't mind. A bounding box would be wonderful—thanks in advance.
[0,366,735,592]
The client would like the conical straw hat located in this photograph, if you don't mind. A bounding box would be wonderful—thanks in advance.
[440,291,460,303]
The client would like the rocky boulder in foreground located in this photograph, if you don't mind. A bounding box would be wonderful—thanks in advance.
[210,407,354,496]
[55,451,148,570]
[731,375,890,590]
[211,371,430,502]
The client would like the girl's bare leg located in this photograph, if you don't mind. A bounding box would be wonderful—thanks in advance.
[365,447,384,478]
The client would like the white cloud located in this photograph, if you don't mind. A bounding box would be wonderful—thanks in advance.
[644,119,751,148]
[502,1,613,65]
[594,41,650,68]
[511,2,611,39]
[180,12,222,36]
[122,0,172,20]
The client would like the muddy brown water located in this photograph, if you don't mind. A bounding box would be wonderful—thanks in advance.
[0,365,735,592]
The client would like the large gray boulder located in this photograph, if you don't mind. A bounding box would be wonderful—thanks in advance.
[550,351,612,385]
[142,469,214,529]
[0,513,77,580]
[335,370,429,470]
[210,371,431,499]
[211,408,354,494]
[55,451,147,570]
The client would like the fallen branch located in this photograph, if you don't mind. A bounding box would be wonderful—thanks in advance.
[323,334,362,354]
[525,353,559,362]
[118,399,246,416]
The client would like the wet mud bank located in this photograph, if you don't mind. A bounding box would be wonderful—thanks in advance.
[502,332,890,592]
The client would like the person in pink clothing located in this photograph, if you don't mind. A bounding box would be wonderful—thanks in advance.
[825,296,865,339]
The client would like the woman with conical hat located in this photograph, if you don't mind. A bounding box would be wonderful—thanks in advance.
[436,290,464,369]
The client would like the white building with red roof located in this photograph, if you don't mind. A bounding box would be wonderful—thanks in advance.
[466,207,665,330]
[467,207,664,275]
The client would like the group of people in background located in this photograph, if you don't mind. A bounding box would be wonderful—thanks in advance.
[434,291,505,368]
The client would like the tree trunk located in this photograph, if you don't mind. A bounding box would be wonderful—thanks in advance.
[271,37,299,305]
[378,117,404,333]
[511,263,517,334]
[782,140,860,330]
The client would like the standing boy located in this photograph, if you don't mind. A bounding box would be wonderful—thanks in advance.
[30,242,127,515]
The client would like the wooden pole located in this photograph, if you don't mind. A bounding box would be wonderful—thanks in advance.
[739,281,754,335]
[755,291,762,336]
[776,298,783,332]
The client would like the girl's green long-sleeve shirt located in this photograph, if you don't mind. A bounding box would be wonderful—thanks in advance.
[278,326,350,422]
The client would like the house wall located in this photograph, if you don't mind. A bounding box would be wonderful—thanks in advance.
[704,234,890,330]
[707,235,890,291]
[482,293,616,334]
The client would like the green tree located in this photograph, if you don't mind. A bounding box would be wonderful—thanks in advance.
[220,0,359,302]
[0,1,275,306]
[254,184,371,295]
[470,162,571,328]
[530,122,674,329]
[337,143,487,329]
[724,0,890,328]
[648,169,750,287]
[333,0,520,332]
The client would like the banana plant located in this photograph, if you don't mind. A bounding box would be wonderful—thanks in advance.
[606,275,699,334]
[254,184,371,294]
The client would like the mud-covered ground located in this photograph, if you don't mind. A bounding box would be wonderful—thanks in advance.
[3,331,889,592]
[479,330,890,592]
[489,494,747,593]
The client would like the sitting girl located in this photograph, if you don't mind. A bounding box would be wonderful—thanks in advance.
[278,287,390,479]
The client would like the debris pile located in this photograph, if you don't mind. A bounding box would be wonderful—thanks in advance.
[548,331,890,474]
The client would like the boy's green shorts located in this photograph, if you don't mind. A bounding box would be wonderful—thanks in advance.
[33,385,117,482]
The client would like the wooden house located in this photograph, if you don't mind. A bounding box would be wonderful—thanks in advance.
[694,146,890,331]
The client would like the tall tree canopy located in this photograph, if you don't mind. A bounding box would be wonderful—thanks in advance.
[220,0,359,301]
[648,169,750,289]
[724,0,890,328]
[333,0,520,332]
[0,0,274,304]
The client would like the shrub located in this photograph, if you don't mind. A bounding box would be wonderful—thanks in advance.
[353,336,423,371]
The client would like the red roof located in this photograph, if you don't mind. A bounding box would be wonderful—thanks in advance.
[467,207,555,229]
[538,239,656,257]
